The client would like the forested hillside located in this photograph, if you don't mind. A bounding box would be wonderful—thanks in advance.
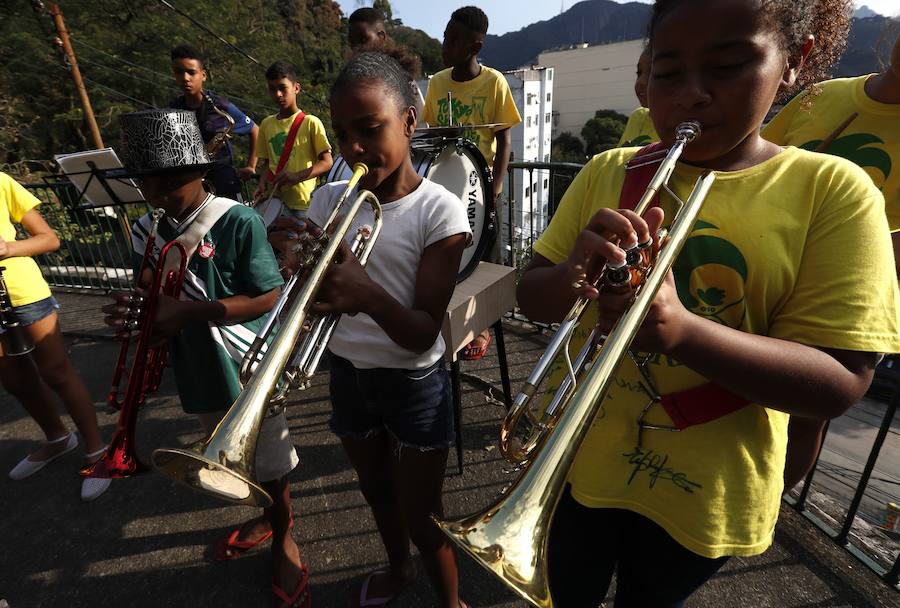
[0,0,438,169]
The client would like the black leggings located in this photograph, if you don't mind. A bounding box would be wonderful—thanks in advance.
[547,487,729,607]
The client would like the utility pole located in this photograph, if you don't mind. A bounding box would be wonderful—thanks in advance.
[48,3,104,149]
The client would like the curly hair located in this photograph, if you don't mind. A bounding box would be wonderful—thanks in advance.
[648,0,852,100]
[331,50,419,112]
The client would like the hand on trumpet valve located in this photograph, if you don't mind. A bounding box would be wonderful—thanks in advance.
[309,238,373,317]
[103,290,141,337]
[565,206,663,299]
[267,216,323,278]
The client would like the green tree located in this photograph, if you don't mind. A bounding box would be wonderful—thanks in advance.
[551,132,585,163]
[0,0,346,170]
[390,25,443,75]
[581,109,628,156]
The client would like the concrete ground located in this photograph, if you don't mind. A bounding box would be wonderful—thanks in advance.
[0,292,898,608]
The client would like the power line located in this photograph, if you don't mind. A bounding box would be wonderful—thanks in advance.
[71,39,274,114]
[155,0,263,67]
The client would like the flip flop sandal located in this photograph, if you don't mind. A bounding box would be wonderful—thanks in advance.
[359,570,399,608]
[461,334,492,361]
[272,563,311,608]
[214,526,273,561]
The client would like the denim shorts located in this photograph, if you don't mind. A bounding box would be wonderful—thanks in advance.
[0,296,59,333]
[328,353,455,450]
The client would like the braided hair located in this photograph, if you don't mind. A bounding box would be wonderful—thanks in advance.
[648,0,852,100]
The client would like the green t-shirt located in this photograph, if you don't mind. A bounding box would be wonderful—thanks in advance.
[131,197,283,413]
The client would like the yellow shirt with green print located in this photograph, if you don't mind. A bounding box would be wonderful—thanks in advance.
[763,75,900,231]
[618,106,659,148]
[422,65,522,167]
[533,146,900,559]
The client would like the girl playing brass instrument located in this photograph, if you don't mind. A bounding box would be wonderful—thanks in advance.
[517,0,899,606]
[270,50,472,608]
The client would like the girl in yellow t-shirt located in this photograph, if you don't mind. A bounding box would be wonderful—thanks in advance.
[518,1,900,606]
[0,173,109,501]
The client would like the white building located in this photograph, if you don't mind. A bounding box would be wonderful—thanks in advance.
[538,39,644,142]
[503,66,554,252]
[417,66,555,259]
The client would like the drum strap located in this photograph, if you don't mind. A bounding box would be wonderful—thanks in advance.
[266,111,306,182]
[620,143,750,430]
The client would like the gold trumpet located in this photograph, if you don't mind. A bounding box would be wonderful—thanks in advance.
[432,122,716,608]
[152,164,382,507]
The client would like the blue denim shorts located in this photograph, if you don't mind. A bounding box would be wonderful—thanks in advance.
[0,296,59,333]
[328,353,455,450]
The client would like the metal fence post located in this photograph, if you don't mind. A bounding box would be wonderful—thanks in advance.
[835,382,899,545]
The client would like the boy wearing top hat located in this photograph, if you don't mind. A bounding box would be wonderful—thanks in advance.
[103,109,309,607]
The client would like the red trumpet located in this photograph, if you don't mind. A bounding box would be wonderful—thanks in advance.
[82,210,187,479]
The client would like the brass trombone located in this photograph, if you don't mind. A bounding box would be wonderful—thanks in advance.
[433,122,716,608]
[152,163,382,507]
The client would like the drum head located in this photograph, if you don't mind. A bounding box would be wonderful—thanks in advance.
[414,140,494,282]
[328,142,495,283]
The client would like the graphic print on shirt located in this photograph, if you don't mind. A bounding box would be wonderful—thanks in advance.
[799,133,892,191]
[672,220,748,329]
[622,134,654,148]
[435,96,488,148]
[269,131,289,158]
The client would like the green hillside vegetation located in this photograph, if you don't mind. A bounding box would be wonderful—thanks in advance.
[0,0,439,174]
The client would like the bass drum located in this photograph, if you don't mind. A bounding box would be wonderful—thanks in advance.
[326,138,494,282]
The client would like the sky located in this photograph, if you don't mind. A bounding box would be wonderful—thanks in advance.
[335,0,898,40]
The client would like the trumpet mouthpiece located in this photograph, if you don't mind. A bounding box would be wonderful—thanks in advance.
[351,163,370,177]
[676,121,702,143]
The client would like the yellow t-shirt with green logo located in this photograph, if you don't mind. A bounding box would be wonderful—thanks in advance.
[257,111,331,211]
[422,65,522,167]
[0,173,52,307]
[763,75,900,231]
[533,147,900,558]
[618,106,659,147]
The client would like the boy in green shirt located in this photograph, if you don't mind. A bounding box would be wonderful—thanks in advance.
[105,109,309,607]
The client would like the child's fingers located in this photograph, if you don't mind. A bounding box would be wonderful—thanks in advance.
[584,208,639,244]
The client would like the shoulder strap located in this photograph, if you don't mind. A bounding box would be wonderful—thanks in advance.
[618,142,752,428]
[267,111,306,181]
[160,197,239,278]
[618,142,668,211]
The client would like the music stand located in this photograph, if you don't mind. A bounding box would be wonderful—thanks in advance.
[54,148,144,209]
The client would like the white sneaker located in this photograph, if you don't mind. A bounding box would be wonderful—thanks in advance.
[81,476,112,501]
[8,433,79,480]
[80,446,112,501]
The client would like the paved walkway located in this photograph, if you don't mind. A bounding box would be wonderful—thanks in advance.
[0,292,897,607]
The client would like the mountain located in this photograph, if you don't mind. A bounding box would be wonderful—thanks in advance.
[480,0,651,71]
[480,1,896,78]
[835,15,897,77]
[853,5,879,19]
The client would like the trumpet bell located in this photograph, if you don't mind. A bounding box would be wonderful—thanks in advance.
[152,446,271,507]
[81,428,148,478]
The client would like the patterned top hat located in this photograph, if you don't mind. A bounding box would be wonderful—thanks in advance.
[118,109,218,177]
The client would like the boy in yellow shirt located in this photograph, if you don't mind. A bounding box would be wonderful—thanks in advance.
[253,61,333,221]
[423,5,522,359]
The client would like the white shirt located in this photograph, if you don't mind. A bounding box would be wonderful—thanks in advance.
[308,178,471,369]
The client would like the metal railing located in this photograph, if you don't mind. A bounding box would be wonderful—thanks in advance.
[22,178,150,292]
[503,160,583,268]
[786,376,900,591]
